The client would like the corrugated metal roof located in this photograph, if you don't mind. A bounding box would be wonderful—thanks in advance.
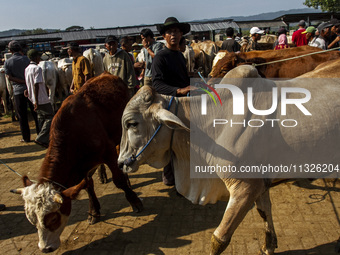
[0,21,239,43]
[237,20,287,29]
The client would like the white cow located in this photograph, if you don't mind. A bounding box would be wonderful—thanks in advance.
[83,48,104,77]
[3,53,17,120]
[0,66,8,115]
[118,63,340,254]
[39,61,58,111]
[56,58,73,99]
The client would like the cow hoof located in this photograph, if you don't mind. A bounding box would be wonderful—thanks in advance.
[210,234,230,255]
[258,246,274,255]
[88,214,100,225]
[132,199,144,213]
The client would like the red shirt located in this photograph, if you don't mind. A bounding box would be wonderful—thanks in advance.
[292,28,307,46]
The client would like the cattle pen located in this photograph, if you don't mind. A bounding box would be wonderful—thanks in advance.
[0,117,339,254]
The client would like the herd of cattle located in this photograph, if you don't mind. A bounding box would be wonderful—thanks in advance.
[3,38,340,255]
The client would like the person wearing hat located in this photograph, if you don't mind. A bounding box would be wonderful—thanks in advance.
[311,22,333,50]
[67,42,92,94]
[152,17,193,96]
[152,17,195,186]
[136,28,164,87]
[302,26,317,46]
[4,40,39,143]
[292,20,308,47]
[328,19,340,49]
[103,35,137,98]
[245,27,265,52]
[24,49,54,148]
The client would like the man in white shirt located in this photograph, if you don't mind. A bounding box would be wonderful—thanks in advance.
[25,49,54,148]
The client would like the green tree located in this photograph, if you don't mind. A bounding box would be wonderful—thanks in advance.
[304,0,340,12]
[65,26,84,32]
[21,28,48,35]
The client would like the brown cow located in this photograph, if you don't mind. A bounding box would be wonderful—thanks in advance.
[192,40,218,76]
[210,45,340,78]
[11,73,143,253]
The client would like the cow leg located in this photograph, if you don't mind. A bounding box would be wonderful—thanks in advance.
[255,190,277,255]
[106,152,143,213]
[210,180,265,255]
[85,177,101,224]
[97,164,108,184]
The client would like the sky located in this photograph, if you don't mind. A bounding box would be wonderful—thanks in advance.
[1,0,309,31]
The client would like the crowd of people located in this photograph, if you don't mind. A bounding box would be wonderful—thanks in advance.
[1,16,340,211]
[221,18,340,53]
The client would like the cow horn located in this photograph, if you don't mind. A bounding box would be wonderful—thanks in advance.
[53,193,63,204]
[10,188,24,194]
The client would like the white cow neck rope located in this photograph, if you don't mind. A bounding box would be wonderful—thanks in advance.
[252,46,340,67]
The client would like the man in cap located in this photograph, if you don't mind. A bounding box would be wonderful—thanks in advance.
[4,40,39,143]
[328,19,340,49]
[292,20,308,47]
[245,27,264,52]
[152,17,195,186]
[67,42,92,94]
[311,22,333,50]
[302,26,317,46]
[25,49,54,148]
[103,35,137,98]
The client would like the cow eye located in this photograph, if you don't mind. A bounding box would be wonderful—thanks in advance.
[44,212,61,231]
[127,122,138,129]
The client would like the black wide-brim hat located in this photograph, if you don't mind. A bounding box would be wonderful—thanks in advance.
[157,17,191,35]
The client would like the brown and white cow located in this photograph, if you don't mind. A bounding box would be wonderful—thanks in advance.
[11,73,143,253]
[118,63,340,254]
[210,45,340,78]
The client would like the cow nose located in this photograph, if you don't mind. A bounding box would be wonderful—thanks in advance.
[41,246,56,253]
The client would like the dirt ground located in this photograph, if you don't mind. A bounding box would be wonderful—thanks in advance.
[0,115,339,255]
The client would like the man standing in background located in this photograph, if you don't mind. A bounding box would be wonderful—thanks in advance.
[4,40,39,143]
[135,29,163,87]
[292,20,308,47]
[25,49,54,148]
[103,35,137,98]
[68,42,92,94]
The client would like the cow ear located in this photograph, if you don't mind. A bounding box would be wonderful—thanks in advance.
[62,179,87,200]
[155,109,190,131]
[22,176,33,187]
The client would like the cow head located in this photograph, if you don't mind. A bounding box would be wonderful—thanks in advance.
[118,86,189,173]
[12,176,85,253]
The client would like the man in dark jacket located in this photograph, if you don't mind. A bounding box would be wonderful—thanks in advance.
[152,17,196,185]
[221,27,240,52]
[4,41,38,143]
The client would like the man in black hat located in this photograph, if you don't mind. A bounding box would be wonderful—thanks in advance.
[312,22,333,50]
[4,40,39,143]
[103,35,137,98]
[152,17,193,96]
[152,17,195,185]
[328,19,340,49]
